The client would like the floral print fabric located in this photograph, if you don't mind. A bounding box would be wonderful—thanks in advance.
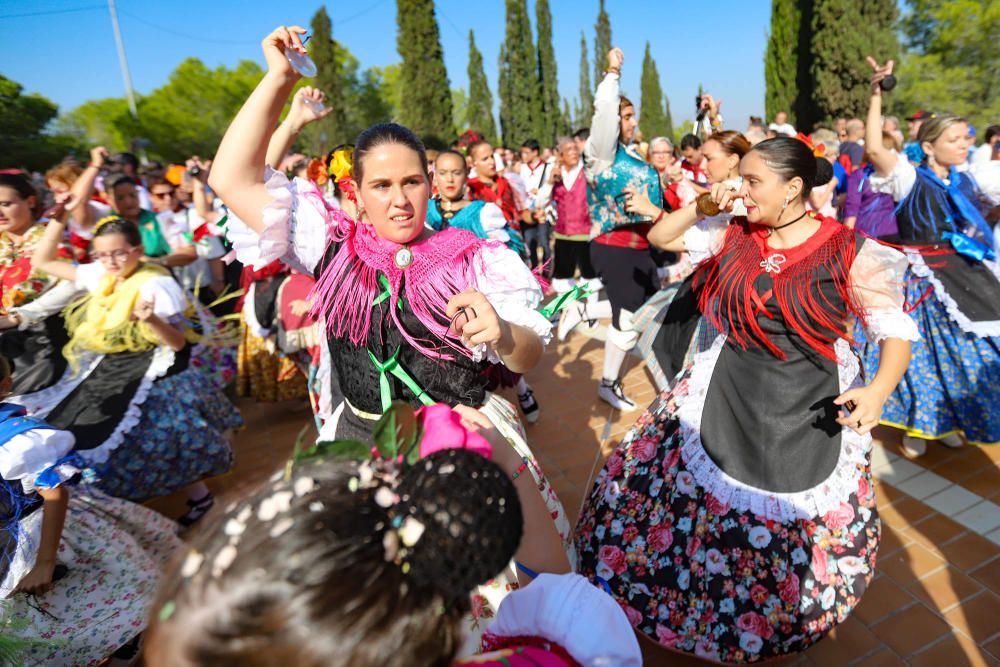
[576,368,880,663]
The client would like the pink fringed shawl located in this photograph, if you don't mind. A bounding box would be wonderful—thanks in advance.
[309,212,502,361]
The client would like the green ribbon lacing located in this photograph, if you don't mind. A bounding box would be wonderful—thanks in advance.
[367,272,432,413]
[538,282,594,319]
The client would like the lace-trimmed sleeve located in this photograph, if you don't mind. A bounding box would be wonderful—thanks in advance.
[850,240,920,343]
[683,214,731,266]
[867,153,917,202]
[0,428,76,486]
[472,244,552,363]
[223,167,332,274]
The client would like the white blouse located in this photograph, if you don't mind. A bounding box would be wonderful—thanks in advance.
[74,262,187,322]
[0,427,76,492]
[224,169,553,353]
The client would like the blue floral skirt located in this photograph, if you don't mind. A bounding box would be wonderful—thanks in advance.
[860,271,1000,445]
[91,366,243,501]
[576,368,879,663]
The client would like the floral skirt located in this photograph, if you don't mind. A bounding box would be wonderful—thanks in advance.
[575,367,879,663]
[1,490,182,666]
[861,271,1000,445]
[236,322,308,402]
[92,366,243,501]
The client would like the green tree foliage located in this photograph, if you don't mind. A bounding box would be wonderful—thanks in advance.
[535,0,560,146]
[664,96,674,140]
[498,42,511,147]
[673,119,695,146]
[810,0,899,127]
[890,0,999,133]
[0,75,80,171]
[56,97,131,153]
[451,88,468,132]
[498,0,542,147]
[576,32,593,128]
[396,0,453,146]
[639,42,669,140]
[764,0,801,124]
[465,31,498,143]
[561,97,574,137]
[309,7,346,149]
[593,0,612,89]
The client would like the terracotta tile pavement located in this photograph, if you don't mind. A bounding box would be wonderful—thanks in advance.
[147,332,1000,665]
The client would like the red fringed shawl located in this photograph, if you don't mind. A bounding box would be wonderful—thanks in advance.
[692,215,867,363]
[467,176,519,224]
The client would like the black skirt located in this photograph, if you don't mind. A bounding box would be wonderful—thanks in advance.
[0,315,69,395]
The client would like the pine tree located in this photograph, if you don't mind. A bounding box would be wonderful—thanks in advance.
[664,95,674,140]
[465,31,498,143]
[764,0,800,125]
[498,0,542,147]
[576,32,593,128]
[535,0,559,146]
[396,0,453,146]
[810,0,898,126]
[639,42,669,140]
[308,7,344,148]
[593,0,612,89]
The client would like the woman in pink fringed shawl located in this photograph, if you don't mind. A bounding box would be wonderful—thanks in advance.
[209,26,576,653]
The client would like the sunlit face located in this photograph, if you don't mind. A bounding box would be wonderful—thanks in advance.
[559,141,581,169]
[647,141,673,174]
[109,182,141,220]
[701,139,739,184]
[619,105,637,143]
[434,153,468,202]
[923,122,970,168]
[681,146,702,165]
[520,147,539,165]
[470,144,497,179]
[353,143,430,245]
[738,151,802,226]
[0,186,36,236]
[775,112,788,125]
[149,184,177,213]
[91,232,143,277]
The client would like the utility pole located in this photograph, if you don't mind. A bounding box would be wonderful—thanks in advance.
[108,0,138,119]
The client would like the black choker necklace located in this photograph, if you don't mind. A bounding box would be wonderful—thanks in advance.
[767,210,809,235]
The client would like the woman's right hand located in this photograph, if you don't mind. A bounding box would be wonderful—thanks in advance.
[261,25,308,80]
[89,146,108,168]
[865,56,894,95]
[622,185,660,219]
[287,86,332,128]
[607,47,624,71]
[451,405,521,475]
[708,181,739,213]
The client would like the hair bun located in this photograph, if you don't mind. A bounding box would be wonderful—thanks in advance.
[395,448,522,605]
[814,157,834,187]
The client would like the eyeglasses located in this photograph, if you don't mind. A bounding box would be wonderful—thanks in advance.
[92,249,135,262]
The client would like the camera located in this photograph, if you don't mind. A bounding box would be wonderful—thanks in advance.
[695,95,707,122]
[188,165,202,178]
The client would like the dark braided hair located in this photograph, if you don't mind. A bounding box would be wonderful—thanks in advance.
[146,449,522,667]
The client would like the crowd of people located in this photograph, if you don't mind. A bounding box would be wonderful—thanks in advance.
[1,25,998,666]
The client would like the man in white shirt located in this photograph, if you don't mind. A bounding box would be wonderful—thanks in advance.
[518,139,552,271]
[972,125,1000,167]
[768,111,796,137]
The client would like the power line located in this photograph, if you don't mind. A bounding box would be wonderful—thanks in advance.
[116,8,259,45]
[0,4,104,20]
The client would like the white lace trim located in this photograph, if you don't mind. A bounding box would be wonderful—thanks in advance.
[863,308,921,343]
[906,250,1000,338]
[11,347,176,467]
[676,335,870,522]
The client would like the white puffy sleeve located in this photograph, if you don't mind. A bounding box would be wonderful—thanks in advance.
[473,244,552,363]
[584,73,621,179]
[850,240,920,343]
[484,573,642,667]
[223,167,332,274]
[683,214,730,266]
[0,428,76,490]
[74,261,107,293]
[139,276,188,321]
[868,153,917,202]
[479,203,513,245]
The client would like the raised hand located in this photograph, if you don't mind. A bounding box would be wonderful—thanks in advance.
[607,47,624,72]
[289,86,332,126]
[261,25,308,79]
[865,56,895,94]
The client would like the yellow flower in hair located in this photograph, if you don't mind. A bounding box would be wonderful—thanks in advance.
[328,147,354,182]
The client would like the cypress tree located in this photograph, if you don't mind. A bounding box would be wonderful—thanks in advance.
[810,0,898,125]
[498,0,541,147]
[535,0,559,146]
[593,0,612,89]
[465,31,498,143]
[307,7,344,148]
[664,95,674,140]
[639,42,668,140]
[764,0,800,125]
[576,32,593,128]
[561,97,573,137]
[396,0,453,146]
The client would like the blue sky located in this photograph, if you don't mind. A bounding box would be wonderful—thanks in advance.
[1,0,770,132]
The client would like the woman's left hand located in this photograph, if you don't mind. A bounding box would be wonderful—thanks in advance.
[446,289,510,352]
[622,185,660,219]
[834,385,888,435]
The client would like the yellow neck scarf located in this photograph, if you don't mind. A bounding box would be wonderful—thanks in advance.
[63,263,192,371]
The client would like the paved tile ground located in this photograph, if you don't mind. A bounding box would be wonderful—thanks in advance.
[148,329,1000,666]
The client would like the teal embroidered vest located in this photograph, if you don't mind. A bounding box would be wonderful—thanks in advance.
[588,144,663,238]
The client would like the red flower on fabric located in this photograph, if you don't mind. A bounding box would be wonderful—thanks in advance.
[662,448,681,472]
[648,523,674,553]
[655,624,681,648]
[630,436,658,463]
[623,604,643,627]
[812,544,830,585]
[605,451,625,478]
[736,611,774,640]
[750,584,770,606]
[822,502,856,531]
[705,493,729,517]
[598,545,628,574]
[685,535,702,558]
[857,475,871,500]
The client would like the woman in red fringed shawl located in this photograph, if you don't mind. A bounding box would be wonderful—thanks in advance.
[208,26,575,650]
[576,137,918,664]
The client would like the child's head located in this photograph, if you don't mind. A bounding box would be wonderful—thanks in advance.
[146,449,522,667]
[91,216,144,278]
